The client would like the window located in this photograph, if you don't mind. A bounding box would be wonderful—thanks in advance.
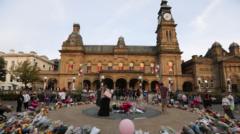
[43,65,45,68]
[97,63,102,72]
[87,63,91,73]
[108,63,113,71]
[150,63,155,74]
[129,63,134,71]
[119,63,123,71]
[210,80,214,88]
[140,63,145,72]
[68,61,74,71]
[11,61,15,68]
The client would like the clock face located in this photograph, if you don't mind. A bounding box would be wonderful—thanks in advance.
[163,13,172,21]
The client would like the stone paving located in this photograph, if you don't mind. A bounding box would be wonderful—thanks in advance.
[48,104,198,134]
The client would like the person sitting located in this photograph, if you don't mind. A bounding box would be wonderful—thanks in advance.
[28,97,39,111]
[64,95,73,104]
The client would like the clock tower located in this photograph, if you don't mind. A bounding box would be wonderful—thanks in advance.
[156,0,180,52]
[156,0,182,91]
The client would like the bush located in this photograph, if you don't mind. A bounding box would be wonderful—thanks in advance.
[67,91,82,102]
[0,93,19,101]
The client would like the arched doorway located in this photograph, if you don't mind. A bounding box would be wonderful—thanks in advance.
[151,81,159,92]
[183,81,193,92]
[104,78,114,89]
[83,80,91,90]
[231,75,240,93]
[116,78,127,90]
[129,79,138,90]
[47,78,57,90]
[142,80,149,91]
[93,80,100,90]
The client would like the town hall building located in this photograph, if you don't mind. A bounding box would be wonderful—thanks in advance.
[41,0,240,93]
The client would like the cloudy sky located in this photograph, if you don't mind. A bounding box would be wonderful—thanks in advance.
[0,0,239,60]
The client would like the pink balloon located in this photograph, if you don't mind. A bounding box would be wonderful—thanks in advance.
[119,119,135,134]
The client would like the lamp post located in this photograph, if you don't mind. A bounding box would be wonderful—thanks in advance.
[72,77,76,91]
[204,80,208,91]
[155,64,160,82]
[197,77,202,92]
[44,76,48,90]
[168,77,173,92]
[227,78,231,92]
[138,75,143,91]
[100,75,105,88]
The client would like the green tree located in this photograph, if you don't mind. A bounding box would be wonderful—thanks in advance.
[12,60,40,88]
[0,56,6,81]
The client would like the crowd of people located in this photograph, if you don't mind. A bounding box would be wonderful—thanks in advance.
[0,83,239,133]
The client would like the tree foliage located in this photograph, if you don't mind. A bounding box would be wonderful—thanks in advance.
[0,56,6,81]
[12,60,40,88]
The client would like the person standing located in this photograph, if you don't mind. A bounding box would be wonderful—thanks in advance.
[159,82,169,112]
[227,91,235,112]
[203,90,212,109]
[222,92,235,119]
[23,91,30,110]
[16,91,24,112]
[98,87,112,116]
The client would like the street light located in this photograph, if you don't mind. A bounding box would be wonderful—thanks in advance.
[44,76,48,90]
[72,77,76,91]
[100,75,105,87]
[204,80,208,91]
[138,75,143,91]
[197,77,202,92]
[227,78,231,92]
[168,77,173,92]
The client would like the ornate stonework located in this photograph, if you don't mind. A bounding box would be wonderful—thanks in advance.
[42,0,240,93]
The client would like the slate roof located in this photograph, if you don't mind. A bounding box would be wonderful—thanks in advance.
[84,45,157,55]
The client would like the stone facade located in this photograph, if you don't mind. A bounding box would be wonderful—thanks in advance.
[182,42,240,92]
[44,0,240,92]
[56,1,189,91]
[0,50,54,90]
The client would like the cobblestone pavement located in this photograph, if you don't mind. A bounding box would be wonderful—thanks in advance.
[48,104,198,134]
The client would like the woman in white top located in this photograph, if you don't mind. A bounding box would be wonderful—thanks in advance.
[222,93,235,119]
[23,92,30,110]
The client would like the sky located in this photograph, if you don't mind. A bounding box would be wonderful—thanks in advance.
[0,0,239,61]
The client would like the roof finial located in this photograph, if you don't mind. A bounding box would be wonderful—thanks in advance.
[117,36,126,47]
[161,0,168,6]
[73,23,80,33]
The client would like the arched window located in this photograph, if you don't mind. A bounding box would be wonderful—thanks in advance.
[67,60,74,72]
[97,63,102,72]
[108,63,113,70]
[140,63,145,72]
[150,63,155,74]
[87,62,91,73]
[119,63,123,71]
[167,61,173,74]
[129,63,134,71]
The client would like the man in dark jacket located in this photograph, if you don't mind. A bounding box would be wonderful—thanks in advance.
[159,82,169,112]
